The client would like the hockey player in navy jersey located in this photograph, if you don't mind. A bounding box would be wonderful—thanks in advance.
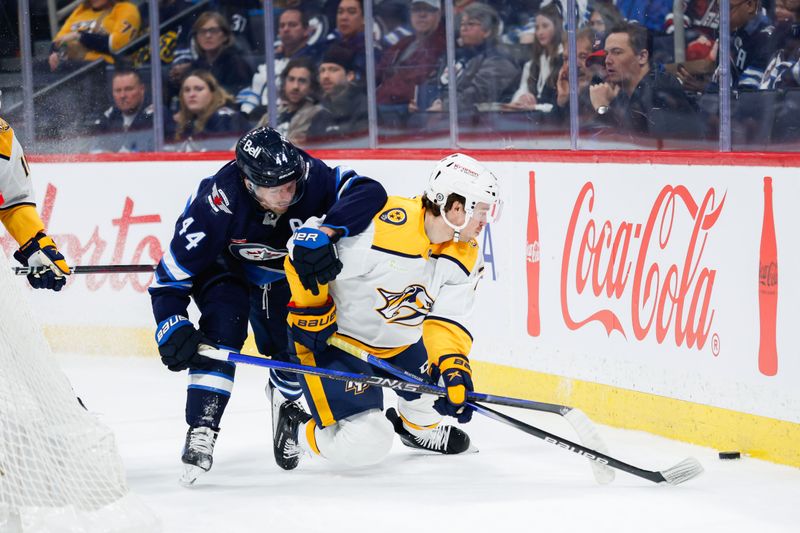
[274,153,502,470]
[148,127,387,484]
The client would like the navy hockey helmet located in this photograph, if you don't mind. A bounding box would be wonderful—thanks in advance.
[235,127,309,204]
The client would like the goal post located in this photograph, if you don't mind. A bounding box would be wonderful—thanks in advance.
[0,249,159,532]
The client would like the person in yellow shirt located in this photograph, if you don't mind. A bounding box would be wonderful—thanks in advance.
[0,117,70,291]
[49,0,141,71]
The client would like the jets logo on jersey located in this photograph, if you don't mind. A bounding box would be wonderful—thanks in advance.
[376,284,433,326]
[229,243,287,262]
[345,381,370,395]
[207,183,232,214]
[379,208,407,225]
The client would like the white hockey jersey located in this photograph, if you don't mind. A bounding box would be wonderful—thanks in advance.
[0,117,44,245]
[287,195,484,365]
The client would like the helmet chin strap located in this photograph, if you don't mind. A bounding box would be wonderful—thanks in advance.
[441,207,472,242]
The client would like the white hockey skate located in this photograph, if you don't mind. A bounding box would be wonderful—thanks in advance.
[179,426,218,486]
[385,408,478,454]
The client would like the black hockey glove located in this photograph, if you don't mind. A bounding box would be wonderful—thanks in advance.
[155,315,208,372]
[430,354,475,423]
[14,232,70,291]
[289,227,342,296]
[287,298,338,354]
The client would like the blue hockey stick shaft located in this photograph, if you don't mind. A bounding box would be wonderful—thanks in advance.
[199,345,700,485]
[327,336,618,484]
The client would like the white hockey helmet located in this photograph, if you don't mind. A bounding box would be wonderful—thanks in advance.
[425,153,503,236]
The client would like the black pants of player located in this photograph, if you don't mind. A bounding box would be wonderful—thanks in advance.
[185,259,295,430]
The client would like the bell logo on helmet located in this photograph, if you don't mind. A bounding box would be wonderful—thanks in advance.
[242,139,262,159]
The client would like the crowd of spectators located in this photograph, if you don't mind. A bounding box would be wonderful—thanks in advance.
[27,0,800,150]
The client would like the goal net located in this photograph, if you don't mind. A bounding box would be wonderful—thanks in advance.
[0,249,159,532]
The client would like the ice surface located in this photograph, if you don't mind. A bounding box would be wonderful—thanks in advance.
[58,353,800,533]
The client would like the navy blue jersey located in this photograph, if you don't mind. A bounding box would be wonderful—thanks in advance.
[731,15,778,90]
[149,152,387,324]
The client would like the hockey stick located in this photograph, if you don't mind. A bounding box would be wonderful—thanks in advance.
[198,346,703,485]
[13,264,157,275]
[327,335,615,484]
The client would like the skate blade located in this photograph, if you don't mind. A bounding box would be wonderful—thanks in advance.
[179,464,207,487]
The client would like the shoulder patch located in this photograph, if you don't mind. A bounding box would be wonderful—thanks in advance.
[207,183,233,214]
[0,117,9,132]
[379,207,407,225]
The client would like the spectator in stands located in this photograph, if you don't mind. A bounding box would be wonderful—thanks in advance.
[134,0,197,67]
[587,22,700,136]
[554,27,596,119]
[49,0,141,72]
[423,2,519,113]
[238,7,324,119]
[322,0,373,79]
[726,0,779,89]
[169,12,254,102]
[307,46,368,140]
[256,57,322,146]
[375,0,446,126]
[614,0,673,33]
[589,2,625,38]
[506,3,564,110]
[376,0,413,48]
[168,69,248,143]
[761,0,800,88]
[90,68,154,151]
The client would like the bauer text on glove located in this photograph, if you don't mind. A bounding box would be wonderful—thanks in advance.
[289,227,343,296]
[288,298,337,354]
[155,315,209,372]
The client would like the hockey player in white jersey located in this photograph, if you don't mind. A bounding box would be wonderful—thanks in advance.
[0,115,70,290]
[275,153,502,469]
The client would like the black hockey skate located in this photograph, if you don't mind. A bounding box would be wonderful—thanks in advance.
[273,400,312,471]
[385,408,476,455]
[180,426,218,486]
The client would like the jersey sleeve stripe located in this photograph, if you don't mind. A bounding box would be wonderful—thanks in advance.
[370,245,423,259]
[431,253,470,276]
[160,245,194,281]
[424,315,473,341]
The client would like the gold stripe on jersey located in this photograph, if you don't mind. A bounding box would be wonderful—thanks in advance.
[430,239,481,276]
[422,317,473,365]
[0,124,13,160]
[0,204,45,246]
[332,332,406,359]
[295,347,336,427]
[371,197,431,258]
[305,419,321,455]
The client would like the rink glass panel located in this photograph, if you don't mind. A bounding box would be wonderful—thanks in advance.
[5,1,800,152]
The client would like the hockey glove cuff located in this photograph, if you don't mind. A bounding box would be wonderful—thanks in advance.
[155,315,207,372]
[430,354,474,423]
[288,298,337,354]
[289,227,342,296]
[14,232,70,291]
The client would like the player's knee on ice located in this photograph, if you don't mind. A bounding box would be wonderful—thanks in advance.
[316,409,394,466]
[397,394,441,429]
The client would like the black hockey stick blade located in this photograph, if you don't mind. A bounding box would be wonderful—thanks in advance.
[476,404,704,485]
[200,346,701,485]
[328,335,615,484]
[13,264,157,275]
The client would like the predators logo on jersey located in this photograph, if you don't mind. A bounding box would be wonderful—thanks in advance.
[376,284,433,326]
[379,207,407,225]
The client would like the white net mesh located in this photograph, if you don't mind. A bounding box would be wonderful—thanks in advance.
[0,249,159,532]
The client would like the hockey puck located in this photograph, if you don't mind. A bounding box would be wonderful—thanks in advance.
[718,451,741,460]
